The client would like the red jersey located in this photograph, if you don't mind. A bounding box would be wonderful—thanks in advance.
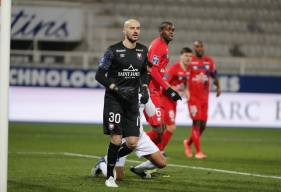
[187,55,216,101]
[165,62,188,87]
[148,37,170,93]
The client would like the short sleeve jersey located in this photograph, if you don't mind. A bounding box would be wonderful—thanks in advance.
[165,62,188,87]
[148,37,170,92]
[187,55,216,100]
[97,41,148,97]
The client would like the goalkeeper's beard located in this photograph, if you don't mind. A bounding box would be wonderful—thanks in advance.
[126,35,138,43]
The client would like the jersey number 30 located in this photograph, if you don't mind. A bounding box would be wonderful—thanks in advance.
[108,112,121,123]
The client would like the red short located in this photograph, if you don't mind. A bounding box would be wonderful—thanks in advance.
[144,92,163,127]
[187,98,208,121]
[161,96,177,126]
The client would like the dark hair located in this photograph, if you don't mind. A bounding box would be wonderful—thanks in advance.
[180,47,193,54]
[158,21,174,32]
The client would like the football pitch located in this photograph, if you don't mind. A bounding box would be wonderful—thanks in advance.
[8,122,281,192]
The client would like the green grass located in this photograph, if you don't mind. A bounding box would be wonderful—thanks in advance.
[8,122,281,192]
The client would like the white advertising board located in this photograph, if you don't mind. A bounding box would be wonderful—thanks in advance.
[176,93,281,128]
[9,87,281,128]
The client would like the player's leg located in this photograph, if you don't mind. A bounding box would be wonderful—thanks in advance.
[184,121,206,147]
[200,102,208,135]
[145,93,164,144]
[190,120,204,156]
[103,96,124,187]
[118,106,140,159]
[115,155,127,181]
[93,137,128,181]
[145,110,163,143]
[91,156,105,177]
[92,155,126,181]
[145,151,166,169]
[189,102,207,159]
[194,102,208,159]
[104,134,122,187]
[184,101,201,158]
[131,150,166,178]
[130,131,166,178]
[117,136,138,158]
[158,99,177,151]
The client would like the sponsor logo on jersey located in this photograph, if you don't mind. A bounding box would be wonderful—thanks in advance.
[152,55,159,65]
[192,72,208,82]
[118,65,140,79]
[116,49,126,53]
[136,49,143,52]
[192,65,208,71]
[120,54,125,58]
[178,76,186,81]
[160,68,165,73]
[137,53,142,60]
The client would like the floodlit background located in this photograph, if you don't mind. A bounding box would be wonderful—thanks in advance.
[1,0,281,191]
[5,0,281,127]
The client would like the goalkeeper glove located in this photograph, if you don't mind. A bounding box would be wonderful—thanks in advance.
[140,84,149,104]
[165,87,182,101]
[109,83,136,100]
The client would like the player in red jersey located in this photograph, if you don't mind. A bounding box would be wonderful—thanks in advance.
[183,40,221,159]
[145,21,181,146]
[157,47,193,151]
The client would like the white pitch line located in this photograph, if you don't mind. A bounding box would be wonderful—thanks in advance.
[11,151,281,180]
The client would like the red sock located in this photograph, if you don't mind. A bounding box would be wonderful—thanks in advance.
[187,135,193,146]
[158,129,173,151]
[191,125,201,153]
[154,133,163,146]
[156,141,163,150]
[146,129,159,142]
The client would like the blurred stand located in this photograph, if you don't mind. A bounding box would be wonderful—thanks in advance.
[9,0,281,76]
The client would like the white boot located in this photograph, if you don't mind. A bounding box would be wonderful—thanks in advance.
[105,176,118,187]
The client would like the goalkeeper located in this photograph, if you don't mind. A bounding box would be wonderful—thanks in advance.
[92,96,166,180]
[95,19,150,188]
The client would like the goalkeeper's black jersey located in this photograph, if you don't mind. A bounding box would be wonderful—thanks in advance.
[97,41,148,94]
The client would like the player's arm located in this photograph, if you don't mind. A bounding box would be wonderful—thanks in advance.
[115,167,124,181]
[164,64,174,83]
[186,65,191,100]
[209,58,221,97]
[95,48,114,88]
[151,66,181,101]
[144,97,156,117]
[115,156,127,181]
[148,48,181,101]
[148,45,170,89]
[139,57,149,104]
[95,48,135,99]
[164,66,184,97]
[150,65,169,90]
[212,73,221,97]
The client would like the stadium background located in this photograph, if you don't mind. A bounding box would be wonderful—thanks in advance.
[2,0,281,191]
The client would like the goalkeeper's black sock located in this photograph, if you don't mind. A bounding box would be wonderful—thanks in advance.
[106,142,120,179]
[118,142,133,158]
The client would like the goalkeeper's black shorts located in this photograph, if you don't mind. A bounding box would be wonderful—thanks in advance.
[103,93,140,137]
